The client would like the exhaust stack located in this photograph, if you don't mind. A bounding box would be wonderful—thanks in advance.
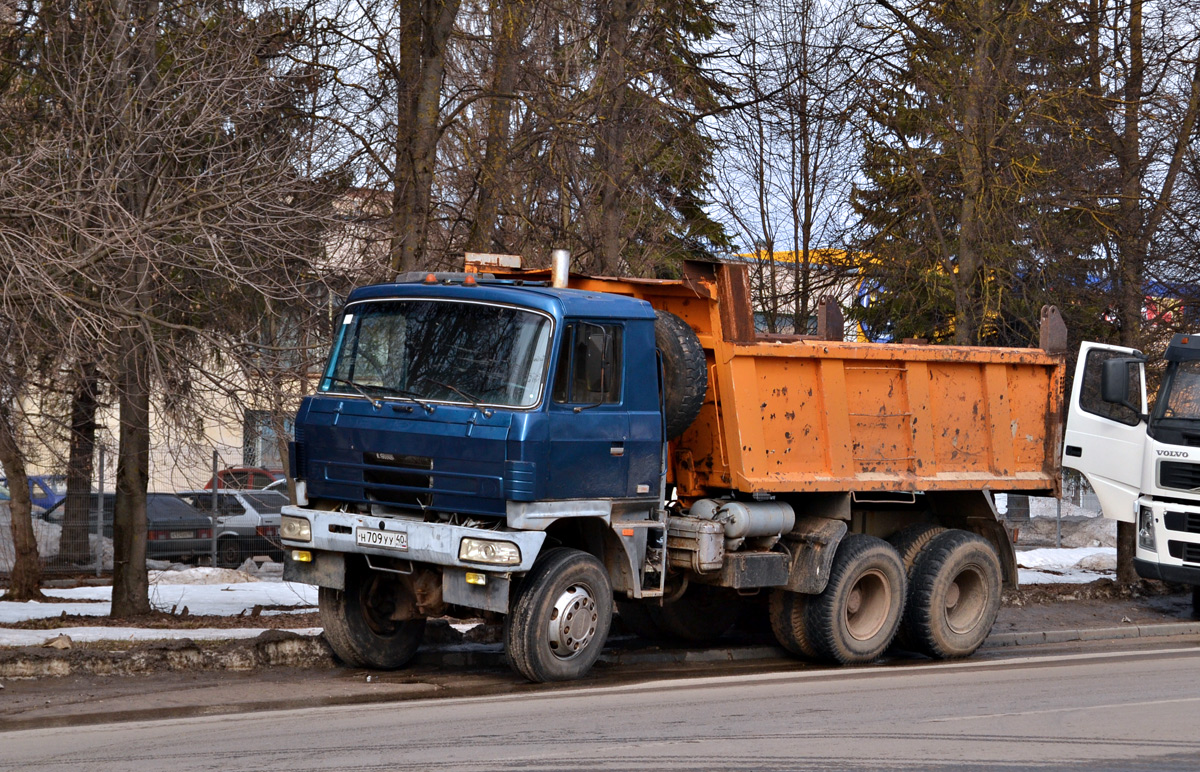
[550,249,571,289]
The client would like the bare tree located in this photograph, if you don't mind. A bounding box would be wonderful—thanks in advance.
[712,0,859,332]
[0,0,338,612]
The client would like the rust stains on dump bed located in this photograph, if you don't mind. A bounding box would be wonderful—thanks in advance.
[508,261,1066,500]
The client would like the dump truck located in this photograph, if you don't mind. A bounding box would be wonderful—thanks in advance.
[1063,334,1200,613]
[280,252,1067,681]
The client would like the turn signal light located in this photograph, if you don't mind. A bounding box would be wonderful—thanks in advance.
[290,550,313,563]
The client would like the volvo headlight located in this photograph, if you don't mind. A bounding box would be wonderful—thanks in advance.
[281,515,312,542]
[1138,506,1156,551]
[459,537,521,566]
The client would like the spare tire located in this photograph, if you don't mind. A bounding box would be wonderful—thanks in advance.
[654,310,707,439]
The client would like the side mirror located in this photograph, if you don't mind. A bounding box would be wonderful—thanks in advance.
[1100,356,1145,420]
[1100,358,1131,404]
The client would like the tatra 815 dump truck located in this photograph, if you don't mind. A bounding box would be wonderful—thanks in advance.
[280,252,1067,682]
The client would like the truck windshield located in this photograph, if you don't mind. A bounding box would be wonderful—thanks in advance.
[322,300,552,409]
[1155,360,1200,421]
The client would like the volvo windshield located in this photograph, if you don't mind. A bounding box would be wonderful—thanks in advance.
[322,300,553,409]
[1150,359,1200,445]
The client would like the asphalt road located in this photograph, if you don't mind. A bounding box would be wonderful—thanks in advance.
[4,644,1200,771]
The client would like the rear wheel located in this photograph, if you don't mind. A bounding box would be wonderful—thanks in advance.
[887,522,947,651]
[902,530,1002,659]
[651,584,740,644]
[768,589,818,659]
[505,548,613,682]
[615,600,666,640]
[217,537,242,568]
[319,563,425,669]
[804,534,905,664]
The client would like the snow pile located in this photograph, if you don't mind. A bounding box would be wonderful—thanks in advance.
[1017,546,1116,584]
[149,567,259,585]
[1030,497,1101,519]
[1015,516,1117,548]
[0,504,114,571]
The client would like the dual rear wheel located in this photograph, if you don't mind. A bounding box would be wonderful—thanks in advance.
[769,528,1002,664]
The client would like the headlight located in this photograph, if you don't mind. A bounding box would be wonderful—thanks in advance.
[281,515,311,542]
[459,537,521,566]
[1138,506,1156,551]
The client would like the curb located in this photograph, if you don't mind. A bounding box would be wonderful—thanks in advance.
[984,621,1200,648]
[4,622,1200,679]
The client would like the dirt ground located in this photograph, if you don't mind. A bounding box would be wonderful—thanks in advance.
[993,580,1196,634]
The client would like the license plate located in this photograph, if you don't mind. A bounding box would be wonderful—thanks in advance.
[169,531,195,540]
[356,527,408,551]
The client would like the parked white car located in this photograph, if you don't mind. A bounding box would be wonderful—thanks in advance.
[176,489,288,567]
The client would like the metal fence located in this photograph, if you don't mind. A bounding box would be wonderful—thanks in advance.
[1,452,287,582]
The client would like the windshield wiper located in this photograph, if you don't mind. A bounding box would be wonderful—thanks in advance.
[384,387,436,414]
[326,378,436,414]
[324,377,382,410]
[419,377,493,418]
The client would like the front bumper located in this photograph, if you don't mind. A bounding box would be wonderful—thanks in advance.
[1136,496,1200,585]
[279,505,546,573]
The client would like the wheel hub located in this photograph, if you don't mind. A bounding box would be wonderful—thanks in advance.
[945,565,987,635]
[547,583,599,660]
[845,568,890,642]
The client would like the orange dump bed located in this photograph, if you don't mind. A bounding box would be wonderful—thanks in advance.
[499,261,1066,500]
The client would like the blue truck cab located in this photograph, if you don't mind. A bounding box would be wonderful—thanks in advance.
[281,274,669,680]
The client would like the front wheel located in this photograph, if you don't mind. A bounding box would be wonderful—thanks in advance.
[804,534,906,664]
[505,548,613,682]
[319,563,426,669]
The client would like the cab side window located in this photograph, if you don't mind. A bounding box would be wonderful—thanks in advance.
[1079,348,1140,426]
[552,323,623,405]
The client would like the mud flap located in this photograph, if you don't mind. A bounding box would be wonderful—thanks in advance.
[284,550,345,591]
[443,567,510,614]
[782,516,848,594]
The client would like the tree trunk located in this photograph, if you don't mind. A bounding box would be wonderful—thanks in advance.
[1110,0,1144,585]
[1116,522,1138,584]
[466,0,526,253]
[0,399,42,600]
[594,0,639,275]
[952,0,995,346]
[60,366,99,564]
[390,0,463,274]
[110,340,151,617]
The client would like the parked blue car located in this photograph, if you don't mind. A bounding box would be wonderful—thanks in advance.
[0,475,68,510]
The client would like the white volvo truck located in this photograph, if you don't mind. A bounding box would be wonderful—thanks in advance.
[1063,333,1200,613]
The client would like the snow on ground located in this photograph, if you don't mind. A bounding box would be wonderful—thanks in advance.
[0,580,317,625]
